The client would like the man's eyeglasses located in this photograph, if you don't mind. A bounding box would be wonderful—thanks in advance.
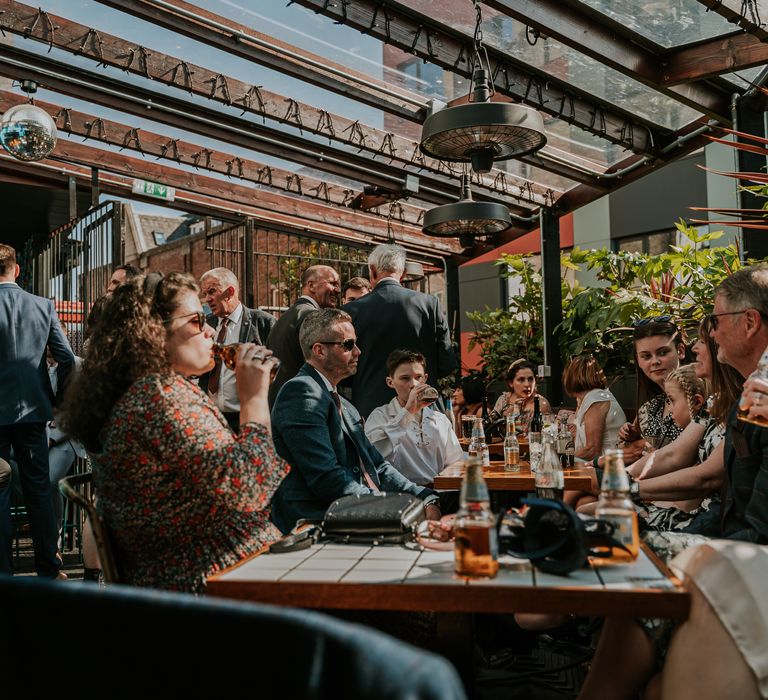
[164,311,206,333]
[632,314,673,328]
[319,338,357,351]
[706,309,747,330]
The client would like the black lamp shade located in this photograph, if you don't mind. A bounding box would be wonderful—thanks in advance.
[420,102,546,173]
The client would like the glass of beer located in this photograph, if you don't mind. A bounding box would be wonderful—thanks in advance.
[212,343,281,381]
[461,415,475,440]
[420,386,439,406]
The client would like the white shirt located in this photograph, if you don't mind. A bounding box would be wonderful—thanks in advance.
[574,388,626,460]
[365,397,464,486]
[211,302,244,413]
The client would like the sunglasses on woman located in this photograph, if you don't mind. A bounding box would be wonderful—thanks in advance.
[164,311,206,333]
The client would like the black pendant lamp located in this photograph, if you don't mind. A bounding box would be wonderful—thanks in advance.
[423,173,510,238]
[419,2,546,173]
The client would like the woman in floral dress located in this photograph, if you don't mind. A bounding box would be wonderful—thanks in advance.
[62,272,289,593]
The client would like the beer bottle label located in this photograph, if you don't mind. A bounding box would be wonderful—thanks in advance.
[601,513,635,547]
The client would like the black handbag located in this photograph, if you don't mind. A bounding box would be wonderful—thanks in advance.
[270,493,427,552]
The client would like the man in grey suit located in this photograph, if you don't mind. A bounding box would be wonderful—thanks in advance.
[270,309,440,533]
[266,265,341,407]
[0,244,75,577]
[198,267,276,432]
[343,244,456,418]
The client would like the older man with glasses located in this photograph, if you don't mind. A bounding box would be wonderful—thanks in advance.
[270,308,440,534]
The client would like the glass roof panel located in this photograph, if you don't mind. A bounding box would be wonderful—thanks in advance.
[576,0,744,48]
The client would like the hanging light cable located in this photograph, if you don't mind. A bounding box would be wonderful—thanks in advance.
[419,1,546,173]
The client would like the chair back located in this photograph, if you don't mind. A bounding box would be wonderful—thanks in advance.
[58,472,120,583]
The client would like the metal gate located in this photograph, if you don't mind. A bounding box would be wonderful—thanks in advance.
[29,201,122,355]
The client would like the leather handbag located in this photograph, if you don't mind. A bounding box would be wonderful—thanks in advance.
[270,492,427,552]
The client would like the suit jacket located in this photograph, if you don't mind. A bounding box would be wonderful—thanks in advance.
[198,305,276,394]
[266,297,318,407]
[0,283,75,425]
[270,364,434,533]
[343,278,456,418]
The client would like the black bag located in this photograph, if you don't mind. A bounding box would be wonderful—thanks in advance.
[499,498,631,576]
[270,493,427,552]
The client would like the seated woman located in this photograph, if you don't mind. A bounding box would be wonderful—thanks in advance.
[365,349,463,487]
[492,358,551,430]
[61,272,289,593]
[452,375,485,428]
[618,317,688,463]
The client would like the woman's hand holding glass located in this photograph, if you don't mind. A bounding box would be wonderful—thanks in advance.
[235,343,279,428]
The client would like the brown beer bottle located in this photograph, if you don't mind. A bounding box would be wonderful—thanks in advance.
[594,449,639,563]
[212,342,240,369]
[454,455,499,578]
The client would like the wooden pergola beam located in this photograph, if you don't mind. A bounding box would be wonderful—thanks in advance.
[662,32,768,84]
[693,0,768,41]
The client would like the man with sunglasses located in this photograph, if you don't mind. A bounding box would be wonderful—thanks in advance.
[198,267,276,433]
[270,308,440,534]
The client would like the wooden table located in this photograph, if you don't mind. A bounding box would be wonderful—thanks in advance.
[207,542,687,619]
[433,461,593,491]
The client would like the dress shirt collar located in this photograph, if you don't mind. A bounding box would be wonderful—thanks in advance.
[0,281,18,286]
[299,295,320,309]
[224,302,244,326]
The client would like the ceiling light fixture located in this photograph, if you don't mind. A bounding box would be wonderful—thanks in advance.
[419,1,546,173]
[422,173,510,238]
[0,80,58,162]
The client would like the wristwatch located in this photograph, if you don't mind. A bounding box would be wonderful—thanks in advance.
[629,477,640,497]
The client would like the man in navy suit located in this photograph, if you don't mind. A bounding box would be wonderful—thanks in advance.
[343,244,456,418]
[0,244,75,577]
[198,267,276,432]
[270,308,440,534]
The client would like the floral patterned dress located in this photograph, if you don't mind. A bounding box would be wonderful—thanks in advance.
[90,373,290,593]
[637,394,684,447]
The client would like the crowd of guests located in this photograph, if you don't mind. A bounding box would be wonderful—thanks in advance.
[2,239,767,698]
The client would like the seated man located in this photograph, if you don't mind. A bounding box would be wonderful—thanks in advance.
[270,309,441,534]
[365,349,463,487]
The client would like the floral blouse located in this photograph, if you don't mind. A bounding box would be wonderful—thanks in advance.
[637,394,684,448]
[90,373,289,593]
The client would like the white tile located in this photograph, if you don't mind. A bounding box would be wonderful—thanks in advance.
[341,570,409,583]
[293,558,360,571]
[405,562,468,585]
[281,569,347,582]
[351,558,413,571]
[415,550,456,566]
[365,547,421,561]
[592,550,668,585]
[314,543,372,557]
[533,565,603,588]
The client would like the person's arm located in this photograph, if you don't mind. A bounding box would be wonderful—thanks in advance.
[363,406,399,459]
[47,303,75,403]
[152,376,290,512]
[627,420,707,479]
[635,441,725,501]
[576,400,609,461]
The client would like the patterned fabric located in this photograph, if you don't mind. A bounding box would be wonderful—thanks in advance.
[637,394,683,447]
[636,416,725,534]
[90,373,289,593]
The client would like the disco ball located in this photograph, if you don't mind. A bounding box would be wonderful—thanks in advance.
[0,103,57,161]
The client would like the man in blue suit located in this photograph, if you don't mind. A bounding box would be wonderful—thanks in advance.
[270,308,440,533]
[0,244,75,577]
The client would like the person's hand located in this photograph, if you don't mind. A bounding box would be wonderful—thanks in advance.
[404,384,432,415]
[417,514,455,550]
[622,441,646,466]
[741,375,768,421]
[425,503,442,522]
[618,421,640,443]
[235,343,278,428]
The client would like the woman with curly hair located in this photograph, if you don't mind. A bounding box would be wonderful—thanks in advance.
[61,272,289,593]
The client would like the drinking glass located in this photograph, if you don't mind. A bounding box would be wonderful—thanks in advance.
[528,431,543,472]
[461,415,475,440]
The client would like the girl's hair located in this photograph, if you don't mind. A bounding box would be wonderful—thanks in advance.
[632,317,687,410]
[562,354,607,396]
[505,358,537,383]
[665,364,707,423]
[697,316,744,424]
[61,272,199,452]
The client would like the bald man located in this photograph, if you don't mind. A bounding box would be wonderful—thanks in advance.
[198,267,276,432]
[266,264,341,407]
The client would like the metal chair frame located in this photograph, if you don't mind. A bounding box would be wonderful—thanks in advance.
[58,472,120,583]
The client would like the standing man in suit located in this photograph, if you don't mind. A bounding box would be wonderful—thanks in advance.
[0,244,75,577]
[343,243,456,418]
[270,308,440,533]
[198,267,276,433]
[266,264,341,407]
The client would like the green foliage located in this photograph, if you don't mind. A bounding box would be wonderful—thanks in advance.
[467,223,741,382]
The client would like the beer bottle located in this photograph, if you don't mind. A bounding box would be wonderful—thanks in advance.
[535,433,564,500]
[594,449,639,563]
[530,395,542,433]
[503,416,520,472]
[454,455,499,578]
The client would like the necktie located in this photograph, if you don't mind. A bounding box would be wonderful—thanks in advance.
[208,317,229,395]
[331,391,379,493]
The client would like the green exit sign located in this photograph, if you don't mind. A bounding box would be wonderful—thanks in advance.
[132,179,175,201]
